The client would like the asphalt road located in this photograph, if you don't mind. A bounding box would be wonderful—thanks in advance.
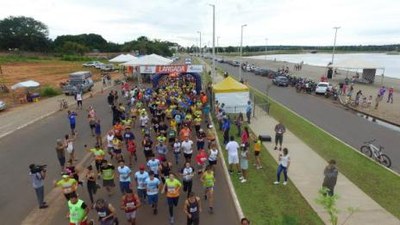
[0,84,239,225]
[216,61,400,172]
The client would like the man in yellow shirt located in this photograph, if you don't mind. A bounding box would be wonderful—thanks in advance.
[55,174,78,200]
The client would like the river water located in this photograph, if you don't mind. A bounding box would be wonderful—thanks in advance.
[247,53,400,79]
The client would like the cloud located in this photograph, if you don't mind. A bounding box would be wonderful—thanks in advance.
[0,0,399,46]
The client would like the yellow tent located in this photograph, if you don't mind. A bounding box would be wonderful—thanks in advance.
[213,76,249,93]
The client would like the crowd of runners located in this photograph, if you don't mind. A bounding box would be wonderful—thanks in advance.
[52,73,224,225]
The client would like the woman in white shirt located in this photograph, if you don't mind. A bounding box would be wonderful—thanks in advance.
[274,148,290,185]
[208,143,218,171]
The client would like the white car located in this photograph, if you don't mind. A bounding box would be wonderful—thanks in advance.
[315,82,332,94]
[0,100,6,111]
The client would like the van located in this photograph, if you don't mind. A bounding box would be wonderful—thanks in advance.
[63,71,94,95]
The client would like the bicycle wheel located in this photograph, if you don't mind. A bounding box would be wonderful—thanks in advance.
[360,146,372,157]
[380,154,392,168]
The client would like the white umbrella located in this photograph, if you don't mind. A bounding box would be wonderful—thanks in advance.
[11,80,40,90]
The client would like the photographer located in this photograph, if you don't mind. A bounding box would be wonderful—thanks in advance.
[29,164,48,209]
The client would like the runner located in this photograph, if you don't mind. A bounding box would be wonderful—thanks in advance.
[106,131,115,159]
[180,162,195,197]
[208,143,219,172]
[85,165,98,205]
[75,91,83,110]
[161,173,182,224]
[94,119,102,146]
[195,149,208,175]
[181,136,194,163]
[183,192,202,225]
[145,171,161,215]
[160,158,173,184]
[100,160,116,195]
[126,139,137,166]
[67,110,78,135]
[112,136,123,161]
[55,174,78,200]
[88,106,96,137]
[121,189,141,225]
[89,144,106,173]
[196,128,206,151]
[134,165,149,202]
[172,138,181,165]
[200,165,215,214]
[67,193,89,225]
[55,138,66,172]
[155,141,168,162]
[142,135,154,162]
[147,154,161,178]
[206,124,216,149]
[117,159,132,194]
[64,134,76,162]
[94,198,118,225]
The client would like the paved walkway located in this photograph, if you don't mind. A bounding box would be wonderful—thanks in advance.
[0,79,113,138]
[201,58,399,225]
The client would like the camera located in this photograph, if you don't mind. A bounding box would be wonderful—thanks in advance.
[29,164,47,173]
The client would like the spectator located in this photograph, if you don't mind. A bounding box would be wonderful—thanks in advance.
[274,148,290,185]
[274,121,286,151]
[387,87,394,103]
[245,101,252,124]
[322,160,339,196]
[226,136,240,175]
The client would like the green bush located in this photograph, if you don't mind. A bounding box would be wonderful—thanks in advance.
[40,85,61,97]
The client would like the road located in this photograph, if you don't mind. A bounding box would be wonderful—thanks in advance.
[216,61,400,172]
[0,84,239,224]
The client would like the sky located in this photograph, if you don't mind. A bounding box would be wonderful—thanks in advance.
[0,0,399,47]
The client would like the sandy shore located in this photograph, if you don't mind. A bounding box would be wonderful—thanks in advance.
[232,56,400,125]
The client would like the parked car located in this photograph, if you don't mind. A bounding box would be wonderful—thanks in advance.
[315,82,332,94]
[272,76,289,87]
[63,71,94,95]
[0,100,6,111]
[232,61,240,67]
[184,58,192,65]
[100,64,115,72]
[94,62,105,69]
[82,61,101,67]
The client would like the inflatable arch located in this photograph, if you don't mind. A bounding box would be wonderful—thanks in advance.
[152,72,202,94]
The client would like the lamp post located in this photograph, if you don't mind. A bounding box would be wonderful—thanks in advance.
[197,31,202,56]
[265,38,268,62]
[209,4,216,78]
[239,24,247,81]
[331,26,340,64]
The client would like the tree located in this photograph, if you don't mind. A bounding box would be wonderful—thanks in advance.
[60,41,89,55]
[53,33,108,52]
[0,16,50,51]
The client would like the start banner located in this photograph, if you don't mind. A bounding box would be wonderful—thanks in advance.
[139,65,203,74]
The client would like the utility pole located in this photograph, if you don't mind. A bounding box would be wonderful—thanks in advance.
[197,31,202,56]
[331,26,341,64]
[209,4,216,78]
[239,24,247,80]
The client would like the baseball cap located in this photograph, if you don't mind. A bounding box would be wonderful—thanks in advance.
[139,165,145,170]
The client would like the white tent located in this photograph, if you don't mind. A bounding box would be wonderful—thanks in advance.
[11,80,40,90]
[121,54,173,66]
[109,54,137,63]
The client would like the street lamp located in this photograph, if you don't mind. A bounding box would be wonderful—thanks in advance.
[331,26,340,64]
[265,38,268,62]
[239,24,247,81]
[209,4,216,78]
[197,31,202,56]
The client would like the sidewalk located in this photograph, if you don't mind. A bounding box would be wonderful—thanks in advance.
[200,58,400,225]
[0,79,115,139]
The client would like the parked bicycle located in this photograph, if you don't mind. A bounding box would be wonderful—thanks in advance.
[58,99,68,111]
[360,139,391,168]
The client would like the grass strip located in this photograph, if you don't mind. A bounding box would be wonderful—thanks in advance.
[195,60,323,224]
[249,89,400,219]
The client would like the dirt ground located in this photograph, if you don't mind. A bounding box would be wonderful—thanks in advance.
[0,61,117,108]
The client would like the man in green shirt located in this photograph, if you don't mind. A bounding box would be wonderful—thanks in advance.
[100,160,115,196]
[67,192,89,225]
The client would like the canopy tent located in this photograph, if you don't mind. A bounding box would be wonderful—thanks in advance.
[213,76,249,113]
[11,80,40,90]
[121,54,173,66]
[109,54,136,63]
[330,59,385,84]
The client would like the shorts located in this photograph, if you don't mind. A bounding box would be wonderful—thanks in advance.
[103,179,115,187]
[254,151,260,156]
[167,197,179,206]
[89,124,95,129]
[120,181,131,193]
[70,123,76,130]
[58,156,66,167]
[208,160,217,166]
[69,220,87,225]
[64,191,76,200]
[137,188,147,200]
[184,153,192,160]
[228,154,239,164]
[113,149,122,155]
[147,194,158,205]
[205,186,214,192]
[125,211,137,220]
[144,150,153,158]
